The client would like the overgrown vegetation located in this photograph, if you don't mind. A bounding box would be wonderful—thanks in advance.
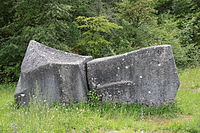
[0,0,199,82]
[0,67,200,132]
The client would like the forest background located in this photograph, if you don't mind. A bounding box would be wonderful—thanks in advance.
[0,0,200,82]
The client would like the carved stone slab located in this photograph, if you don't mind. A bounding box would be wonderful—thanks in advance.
[87,45,180,106]
[14,40,92,104]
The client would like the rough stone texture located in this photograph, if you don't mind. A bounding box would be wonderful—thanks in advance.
[14,40,92,105]
[87,45,180,106]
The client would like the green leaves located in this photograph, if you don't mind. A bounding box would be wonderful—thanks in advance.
[76,16,122,57]
[77,16,122,33]
[0,0,200,82]
[0,0,73,82]
[118,0,157,27]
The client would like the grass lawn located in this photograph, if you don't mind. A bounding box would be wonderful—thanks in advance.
[0,67,200,133]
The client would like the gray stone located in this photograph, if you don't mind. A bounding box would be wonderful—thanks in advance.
[87,45,180,106]
[14,40,92,105]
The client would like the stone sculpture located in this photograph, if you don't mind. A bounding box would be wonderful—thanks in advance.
[87,45,180,106]
[14,40,92,104]
[15,40,180,107]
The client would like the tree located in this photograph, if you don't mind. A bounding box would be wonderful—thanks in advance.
[0,0,72,82]
[76,16,122,57]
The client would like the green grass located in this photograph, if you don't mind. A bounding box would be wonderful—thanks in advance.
[179,67,200,89]
[0,67,200,133]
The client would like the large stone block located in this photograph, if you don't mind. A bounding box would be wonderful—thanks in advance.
[14,40,92,104]
[87,45,180,106]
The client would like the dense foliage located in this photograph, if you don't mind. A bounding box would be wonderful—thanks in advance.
[0,0,199,82]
